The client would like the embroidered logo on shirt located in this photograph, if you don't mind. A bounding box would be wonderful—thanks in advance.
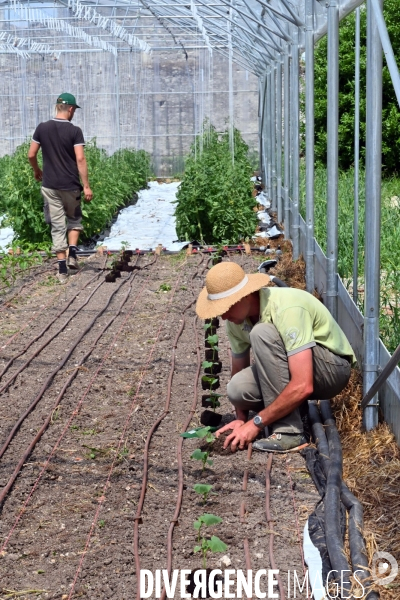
[285,327,300,345]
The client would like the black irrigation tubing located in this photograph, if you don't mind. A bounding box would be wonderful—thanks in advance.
[0,276,108,460]
[0,259,58,306]
[1,259,157,556]
[265,453,285,600]
[318,400,352,597]
[0,271,137,506]
[160,315,202,600]
[0,256,107,355]
[0,271,104,392]
[308,401,379,600]
[130,255,204,600]
[242,444,253,600]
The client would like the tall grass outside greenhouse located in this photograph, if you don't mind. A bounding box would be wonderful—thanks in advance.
[300,166,400,354]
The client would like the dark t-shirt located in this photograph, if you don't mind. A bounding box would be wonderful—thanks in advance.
[32,119,85,191]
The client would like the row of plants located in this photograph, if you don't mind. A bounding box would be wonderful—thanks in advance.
[299,165,400,354]
[0,140,152,249]
[174,122,258,245]
[0,247,50,290]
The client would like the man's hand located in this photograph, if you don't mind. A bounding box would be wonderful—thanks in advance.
[83,185,93,202]
[216,420,260,452]
[33,168,43,182]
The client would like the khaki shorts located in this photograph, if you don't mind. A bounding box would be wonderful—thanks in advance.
[41,187,84,252]
[227,322,351,434]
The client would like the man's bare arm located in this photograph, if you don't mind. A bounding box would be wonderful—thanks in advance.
[74,145,93,201]
[222,348,314,450]
[27,141,42,181]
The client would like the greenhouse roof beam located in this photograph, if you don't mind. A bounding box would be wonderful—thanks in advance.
[370,0,400,108]
[217,0,288,43]
[200,11,275,63]
[195,0,280,56]
[251,0,300,27]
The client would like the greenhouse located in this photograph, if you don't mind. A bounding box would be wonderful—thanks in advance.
[0,0,399,598]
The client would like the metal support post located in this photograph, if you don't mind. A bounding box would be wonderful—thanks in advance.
[353,8,361,305]
[276,58,283,223]
[262,75,268,186]
[115,53,121,149]
[266,68,272,202]
[305,0,315,293]
[271,67,277,212]
[326,0,339,319]
[291,27,300,259]
[363,0,383,431]
[283,47,291,238]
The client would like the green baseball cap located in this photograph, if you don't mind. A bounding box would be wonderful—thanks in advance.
[56,92,81,108]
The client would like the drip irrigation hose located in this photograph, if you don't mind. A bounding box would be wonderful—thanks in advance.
[0,269,103,383]
[265,453,285,600]
[0,254,109,354]
[131,256,204,600]
[309,401,379,600]
[242,444,253,599]
[0,272,136,506]
[160,317,202,600]
[0,259,57,306]
[0,277,106,455]
[1,261,155,556]
[318,400,351,597]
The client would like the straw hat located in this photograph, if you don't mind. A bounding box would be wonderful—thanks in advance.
[196,262,270,319]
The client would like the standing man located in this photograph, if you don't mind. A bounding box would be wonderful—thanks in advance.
[28,93,93,283]
[196,262,356,453]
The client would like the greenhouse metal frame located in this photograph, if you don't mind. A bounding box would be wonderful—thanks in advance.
[0,0,399,441]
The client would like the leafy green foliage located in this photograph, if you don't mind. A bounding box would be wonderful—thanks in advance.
[174,123,257,243]
[181,426,215,442]
[0,248,44,289]
[0,140,151,248]
[299,164,400,353]
[312,1,400,173]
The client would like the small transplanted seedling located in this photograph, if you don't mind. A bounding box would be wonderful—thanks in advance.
[158,282,172,293]
[193,513,228,569]
[193,483,217,505]
[181,426,215,472]
[203,393,221,411]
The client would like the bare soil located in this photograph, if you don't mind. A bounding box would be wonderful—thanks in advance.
[0,251,321,599]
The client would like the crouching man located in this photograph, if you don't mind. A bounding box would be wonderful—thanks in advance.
[195,262,356,453]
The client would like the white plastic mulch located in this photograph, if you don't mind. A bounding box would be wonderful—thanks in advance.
[101,181,188,252]
[0,220,14,250]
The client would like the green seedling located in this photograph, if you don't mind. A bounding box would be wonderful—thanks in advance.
[193,513,227,569]
[201,375,219,389]
[205,393,221,411]
[120,240,130,251]
[181,426,215,443]
[98,519,106,528]
[158,283,172,292]
[206,334,218,348]
[193,483,217,505]
[202,360,214,370]
[191,448,213,471]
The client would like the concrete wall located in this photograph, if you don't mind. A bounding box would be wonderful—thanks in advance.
[0,45,259,176]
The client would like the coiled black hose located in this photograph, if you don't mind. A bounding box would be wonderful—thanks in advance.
[308,401,379,600]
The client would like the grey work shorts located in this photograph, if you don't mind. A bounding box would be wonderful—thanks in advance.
[227,322,352,434]
[41,187,84,253]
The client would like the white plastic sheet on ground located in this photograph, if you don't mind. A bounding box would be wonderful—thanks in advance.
[101,181,189,251]
[0,218,14,250]
[303,519,326,600]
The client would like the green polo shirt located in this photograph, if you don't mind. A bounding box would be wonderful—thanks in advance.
[225,287,357,366]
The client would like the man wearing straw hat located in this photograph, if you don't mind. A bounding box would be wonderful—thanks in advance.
[196,262,356,453]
